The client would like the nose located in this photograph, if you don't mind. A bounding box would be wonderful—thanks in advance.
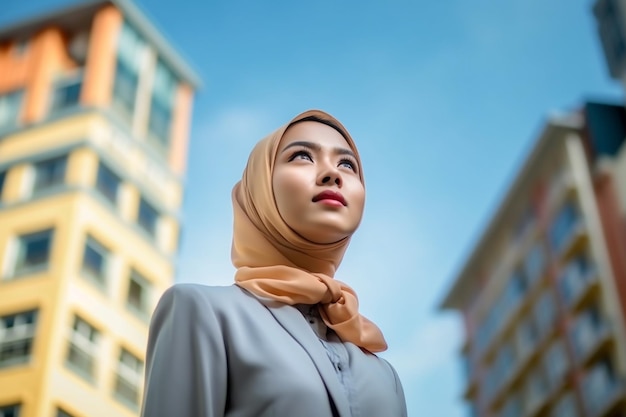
[317,165,342,187]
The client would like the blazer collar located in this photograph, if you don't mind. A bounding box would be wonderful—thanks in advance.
[262,299,351,417]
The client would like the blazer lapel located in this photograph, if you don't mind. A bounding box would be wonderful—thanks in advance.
[263,300,351,417]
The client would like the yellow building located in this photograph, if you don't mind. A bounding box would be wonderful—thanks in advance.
[0,1,200,416]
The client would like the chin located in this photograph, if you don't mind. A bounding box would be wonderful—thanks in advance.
[301,225,355,244]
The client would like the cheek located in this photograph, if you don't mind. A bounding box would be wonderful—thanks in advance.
[272,170,307,213]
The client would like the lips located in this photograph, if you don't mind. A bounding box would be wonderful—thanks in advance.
[312,190,347,206]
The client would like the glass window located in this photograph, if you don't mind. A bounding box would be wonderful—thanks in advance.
[114,348,144,407]
[96,162,121,205]
[127,270,151,318]
[552,391,577,417]
[137,198,158,237]
[544,340,569,389]
[515,315,537,360]
[0,310,37,368]
[113,22,145,119]
[0,90,23,129]
[113,60,139,117]
[500,391,523,417]
[570,305,606,360]
[549,201,580,253]
[13,229,53,276]
[524,365,548,413]
[33,156,67,192]
[147,59,176,149]
[66,315,99,381]
[582,357,617,415]
[524,242,546,285]
[0,170,6,200]
[559,254,594,306]
[56,409,75,417]
[533,290,556,340]
[81,236,109,286]
[50,74,82,112]
[0,404,21,417]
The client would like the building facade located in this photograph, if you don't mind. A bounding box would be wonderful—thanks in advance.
[441,103,626,417]
[441,2,626,416]
[0,1,200,416]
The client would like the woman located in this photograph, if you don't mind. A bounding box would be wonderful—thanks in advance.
[141,110,407,417]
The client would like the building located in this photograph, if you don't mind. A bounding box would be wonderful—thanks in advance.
[0,1,200,416]
[440,1,626,416]
[594,0,626,89]
[440,101,626,417]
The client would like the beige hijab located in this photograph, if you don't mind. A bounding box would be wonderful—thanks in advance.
[232,109,387,353]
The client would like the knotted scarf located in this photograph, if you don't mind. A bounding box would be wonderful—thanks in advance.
[232,109,387,353]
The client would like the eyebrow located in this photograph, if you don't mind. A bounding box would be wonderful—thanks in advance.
[280,140,357,159]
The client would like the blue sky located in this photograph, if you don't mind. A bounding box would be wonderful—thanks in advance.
[3,0,624,415]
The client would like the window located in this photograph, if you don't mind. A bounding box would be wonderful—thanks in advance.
[127,270,151,319]
[137,198,158,237]
[81,236,109,286]
[56,409,75,417]
[66,315,99,380]
[0,170,6,200]
[114,348,144,407]
[524,365,548,413]
[147,59,176,150]
[552,391,577,417]
[533,291,556,340]
[13,229,54,276]
[0,90,23,128]
[559,255,595,306]
[33,156,67,192]
[582,357,618,415]
[515,315,537,360]
[524,242,546,286]
[544,340,569,389]
[95,163,120,205]
[0,404,21,417]
[0,310,37,368]
[50,74,82,112]
[113,60,139,117]
[570,306,606,360]
[113,22,145,119]
[549,202,581,253]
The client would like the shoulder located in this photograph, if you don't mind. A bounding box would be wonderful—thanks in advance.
[155,283,258,317]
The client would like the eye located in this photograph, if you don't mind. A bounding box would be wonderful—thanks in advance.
[339,158,358,172]
[288,150,313,162]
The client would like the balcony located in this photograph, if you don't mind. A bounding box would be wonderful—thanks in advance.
[569,310,612,365]
[543,339,571,398]
[522,366,550,417]
[549,202,588,261]
[582,362,626,417]
[559,256,599,311]
[550,391,579,417]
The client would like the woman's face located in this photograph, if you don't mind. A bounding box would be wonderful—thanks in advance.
[272,121,365,244]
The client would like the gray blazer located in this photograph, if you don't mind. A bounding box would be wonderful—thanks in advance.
[141,284,407,417]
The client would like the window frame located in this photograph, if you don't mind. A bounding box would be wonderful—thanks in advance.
[50,71,83,113]
[113,347,144,408]
[137,198,158,237]
[95,162,121,206]
[12,229,54,278]
[33,155,67,193]
[0,310,38,369]
[126,269,151,320]
[0,89,24,129]
[66,315,99,382]
[80,235,110,288]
